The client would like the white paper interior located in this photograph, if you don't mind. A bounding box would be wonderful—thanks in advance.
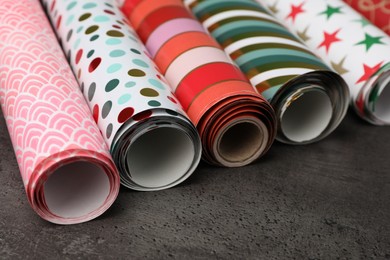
[281,90,333,142]
[44,161,110,219]
[218,120,267,163]
[127,127,195,188]
[373,77,390,123]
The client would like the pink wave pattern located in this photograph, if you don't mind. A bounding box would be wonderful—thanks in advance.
[0,0,119,224]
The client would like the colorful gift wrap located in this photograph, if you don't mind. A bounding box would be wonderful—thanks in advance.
[344,0,390,35]
[0,0,120,224]
[42,0,202,190]
[122,0,277,167]
[259,0,390,125]
[185,0,350,144]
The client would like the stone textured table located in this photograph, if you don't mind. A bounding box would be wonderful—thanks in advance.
[1,108,389,259]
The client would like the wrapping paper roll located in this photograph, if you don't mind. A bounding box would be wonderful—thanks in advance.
[42,0,202,190]
[122,0,277,167]
[0,0,120,224]
[186,0,350,144]
[259,0,390,125]
[344,0,390,35]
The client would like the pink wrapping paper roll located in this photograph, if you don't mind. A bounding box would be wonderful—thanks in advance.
[344,0,390,35]
[0,0,120,224]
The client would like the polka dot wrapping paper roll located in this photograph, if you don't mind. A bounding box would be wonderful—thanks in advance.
[185,0,350,144]
[42,0,202,190]
[344,0,390,35]
[0,0,120,224]
[258,0,390,125]
[122,0,277,167]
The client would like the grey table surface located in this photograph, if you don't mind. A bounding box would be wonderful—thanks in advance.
[0,107,389,259]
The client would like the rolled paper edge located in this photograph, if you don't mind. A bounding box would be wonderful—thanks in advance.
[110,109,202,191]
[354,62,390,125]
[212,116,270,167]
[272,70,350,145]
[198,91,276,167]
[27,151,120,225]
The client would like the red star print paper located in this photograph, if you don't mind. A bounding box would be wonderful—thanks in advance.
[258,0,390,125]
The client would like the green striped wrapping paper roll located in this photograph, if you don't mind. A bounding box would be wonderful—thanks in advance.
[186,0,350,144]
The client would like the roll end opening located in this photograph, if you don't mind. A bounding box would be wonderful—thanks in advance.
[215,118,269,167]
[125,126,197,190]
[280,88,333,143]
[365,70,390,124]
[43,161,111,220]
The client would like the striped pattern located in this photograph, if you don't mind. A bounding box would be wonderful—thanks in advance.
[0,0,119,224]
[186,0,349,144]
[188,0,330,100]
[123,0,276,167]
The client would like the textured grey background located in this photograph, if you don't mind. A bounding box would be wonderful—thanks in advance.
[0,108,389,259]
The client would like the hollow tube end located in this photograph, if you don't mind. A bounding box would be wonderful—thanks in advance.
[213,118,270,167]
[29,155,119,225]
[112,112,202,191]
[272,71,350,145]
[355,66,390,125]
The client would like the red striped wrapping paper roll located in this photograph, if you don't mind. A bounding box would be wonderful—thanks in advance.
[122,0,276,167]
[0,0,120,224]
[344,0,390,35]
